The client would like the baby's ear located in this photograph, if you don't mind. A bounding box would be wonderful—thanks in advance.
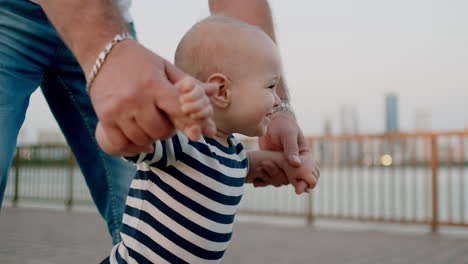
[207,73,231,109]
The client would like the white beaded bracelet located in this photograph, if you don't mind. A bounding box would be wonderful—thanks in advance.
[272,100,295,115]
[86,32,135,93]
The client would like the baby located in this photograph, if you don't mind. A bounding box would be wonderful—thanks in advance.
[100,15,319,264]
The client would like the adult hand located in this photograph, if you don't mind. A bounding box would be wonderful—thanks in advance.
[251,155,318,194]
[90,40,216,156]
[258,111,309,167]
[258,111,311,191]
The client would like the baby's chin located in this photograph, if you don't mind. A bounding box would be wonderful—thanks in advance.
[238,127,267,138]
[237,121,269,137]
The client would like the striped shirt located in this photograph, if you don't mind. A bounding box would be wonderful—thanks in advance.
[109,131,248,263]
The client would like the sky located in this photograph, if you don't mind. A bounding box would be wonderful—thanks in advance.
[21,0,468,143]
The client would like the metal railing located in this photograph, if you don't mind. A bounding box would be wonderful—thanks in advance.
[239,131,468,232]
[5,145,93,208]
[5,131,468,232]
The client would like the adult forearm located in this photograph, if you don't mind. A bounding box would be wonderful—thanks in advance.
[40,0,128,76]
[209,0,276,41]
[209,0,289,99]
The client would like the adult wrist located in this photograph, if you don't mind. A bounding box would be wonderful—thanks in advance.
[40,0,128,77]
[86,32,135,93]
[272,100,295,116]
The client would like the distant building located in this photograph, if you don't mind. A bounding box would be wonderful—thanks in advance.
[338,105,361,163]
[339,105,359,135]
[339,105,350,135]
[320,119,333,162]
[385,93,399,133]
[323,119,332,135]
[351,106,359,135]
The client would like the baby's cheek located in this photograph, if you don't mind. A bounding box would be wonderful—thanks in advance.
[268,94,276,108]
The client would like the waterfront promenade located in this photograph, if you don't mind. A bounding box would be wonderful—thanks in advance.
[2,207,468,264]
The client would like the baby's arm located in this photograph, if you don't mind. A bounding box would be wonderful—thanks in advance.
[247,150,319,194]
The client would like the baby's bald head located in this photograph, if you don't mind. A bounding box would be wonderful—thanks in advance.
[175,15,279,82]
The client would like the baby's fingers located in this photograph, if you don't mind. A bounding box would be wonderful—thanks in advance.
[183,124,202,141]
[201,119,217,138]
[181,99,210,114]
[180,84,204,103]
[304,172,318,190]
[293,180,310,195]
[190,106,213,120]
[177,77,197,93]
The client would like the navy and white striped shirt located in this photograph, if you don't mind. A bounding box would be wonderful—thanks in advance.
[110,131,248,263]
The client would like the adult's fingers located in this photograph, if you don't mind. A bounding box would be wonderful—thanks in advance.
[95,123,114,154]
[119,117,153,146]
[281,131,301,168]
[253,176,267,188]
[297,130,308,153]
[98,123,153,155]
[260,160,288,187]
[134,104,175,140]
[165,60,188,84]
[155,80,186,121]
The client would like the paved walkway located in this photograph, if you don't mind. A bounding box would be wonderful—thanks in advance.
[1,207,468,264]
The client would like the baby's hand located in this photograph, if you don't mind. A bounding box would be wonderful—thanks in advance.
[283,152,320,194]
[174,77,217,141]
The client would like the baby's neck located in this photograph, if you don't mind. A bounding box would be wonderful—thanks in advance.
[212,130,231,147]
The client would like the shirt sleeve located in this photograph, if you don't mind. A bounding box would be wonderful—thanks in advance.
[123,131,190,167]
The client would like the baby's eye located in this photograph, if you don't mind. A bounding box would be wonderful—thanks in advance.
[267,84,276,89]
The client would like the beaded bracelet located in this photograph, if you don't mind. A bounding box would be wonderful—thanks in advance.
[272,100,295,115]
[86,32,134,93]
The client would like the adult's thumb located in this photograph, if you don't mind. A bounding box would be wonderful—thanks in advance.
[282,133,301,168]
[165,60,188,84]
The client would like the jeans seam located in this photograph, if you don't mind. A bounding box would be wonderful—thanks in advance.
[51,65,120,240]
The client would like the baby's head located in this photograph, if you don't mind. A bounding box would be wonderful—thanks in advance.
[175,15,281,137]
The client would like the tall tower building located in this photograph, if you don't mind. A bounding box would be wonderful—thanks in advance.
[323,119,332,135]
[385,93,399,133]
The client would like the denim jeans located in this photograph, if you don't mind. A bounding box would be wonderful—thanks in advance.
[0,0,136,244]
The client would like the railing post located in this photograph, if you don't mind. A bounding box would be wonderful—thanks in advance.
[306,139,315,225]
[65,148,74,210]
[430,134,439,233]
[306,191,314,225]
[13,147,21,207]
